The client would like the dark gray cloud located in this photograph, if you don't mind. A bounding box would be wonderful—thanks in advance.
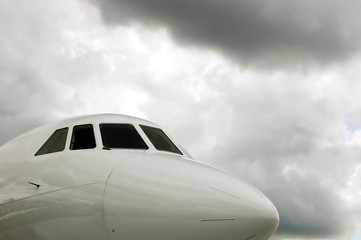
[89,0,361,68]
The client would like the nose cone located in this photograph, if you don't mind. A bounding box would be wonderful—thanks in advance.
[199,167,279,240]
[247,192,279,239]
[212,181,279,240]
[103,154,279,240]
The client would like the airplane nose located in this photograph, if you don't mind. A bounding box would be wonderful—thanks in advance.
[213,184,279,240]
[200,171,279,240]
[103,154,279,240]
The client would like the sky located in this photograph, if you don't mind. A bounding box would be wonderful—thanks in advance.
[1,0,361,239]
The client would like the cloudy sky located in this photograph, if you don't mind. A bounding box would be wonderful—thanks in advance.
[1,0,361,239]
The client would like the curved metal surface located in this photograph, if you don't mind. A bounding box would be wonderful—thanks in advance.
[103,153,278,240]
[0,114,279,240]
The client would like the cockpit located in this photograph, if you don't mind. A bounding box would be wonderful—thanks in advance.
[34,123,183,156]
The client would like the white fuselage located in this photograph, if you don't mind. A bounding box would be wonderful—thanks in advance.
[0,114,279,240]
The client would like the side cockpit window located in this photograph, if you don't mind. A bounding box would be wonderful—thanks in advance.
[100,123,148,150]
[35,128,68,156]
[140,125,183,155]
[70,124,96,150]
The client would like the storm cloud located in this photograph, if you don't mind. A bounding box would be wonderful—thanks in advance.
[90,0,361,68]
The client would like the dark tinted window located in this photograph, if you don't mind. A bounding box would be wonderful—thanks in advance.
[35,128,68,156]
[100,124,148,149]
[70,124,96,150]
[140,125,182,155]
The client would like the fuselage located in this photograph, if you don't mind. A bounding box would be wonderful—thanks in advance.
[0,114,278,240]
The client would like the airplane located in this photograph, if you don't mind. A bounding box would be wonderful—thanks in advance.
[0,113,279,240]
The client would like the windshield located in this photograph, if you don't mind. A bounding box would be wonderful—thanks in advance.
[99,123,148,150]
[35,128,68,156]
[140,125,182,155]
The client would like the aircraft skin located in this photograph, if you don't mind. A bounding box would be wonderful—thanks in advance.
[0,114,279,240]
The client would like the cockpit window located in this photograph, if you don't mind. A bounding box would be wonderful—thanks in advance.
[70,124,96,150]
[99,124,148,150]
[35,127,68,156]
[140,125,182,155]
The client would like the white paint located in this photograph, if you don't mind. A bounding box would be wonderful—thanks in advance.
[0,114,278,240]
